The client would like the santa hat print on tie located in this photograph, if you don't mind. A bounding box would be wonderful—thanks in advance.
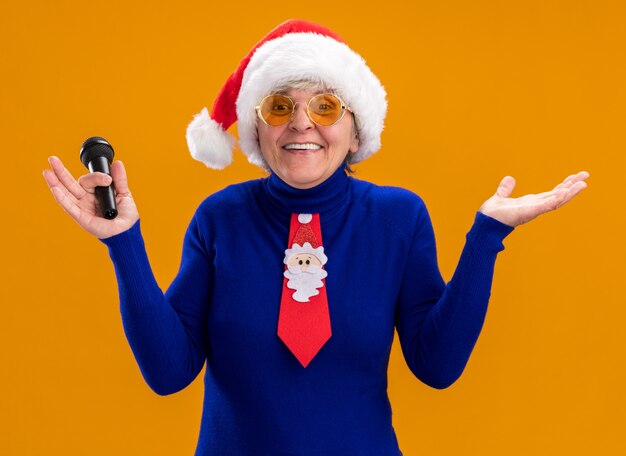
[185,19,387,169]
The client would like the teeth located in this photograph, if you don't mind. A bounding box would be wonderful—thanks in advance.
[284,143,322,150]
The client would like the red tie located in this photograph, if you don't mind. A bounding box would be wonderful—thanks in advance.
[277,213,331,367]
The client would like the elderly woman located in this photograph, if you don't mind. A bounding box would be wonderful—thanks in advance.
[43,20,587,456]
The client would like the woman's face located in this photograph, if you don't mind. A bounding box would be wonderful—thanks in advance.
[257,88,359,189]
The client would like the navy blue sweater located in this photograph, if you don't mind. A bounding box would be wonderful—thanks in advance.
[102,167,513,455]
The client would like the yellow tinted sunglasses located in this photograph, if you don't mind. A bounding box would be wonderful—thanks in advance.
[256,93,352,127]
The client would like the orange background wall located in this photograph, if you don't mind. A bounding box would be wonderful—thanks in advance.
[2,0,624,454]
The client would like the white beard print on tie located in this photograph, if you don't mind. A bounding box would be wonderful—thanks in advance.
[284,264,328,302]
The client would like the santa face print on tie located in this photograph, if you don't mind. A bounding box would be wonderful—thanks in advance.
[283,242,328,302]
[277,213,332,367]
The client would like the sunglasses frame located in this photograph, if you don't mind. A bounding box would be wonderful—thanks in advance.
[255,93,353,127]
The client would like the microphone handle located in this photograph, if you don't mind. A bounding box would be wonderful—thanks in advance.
[88,156,118,219]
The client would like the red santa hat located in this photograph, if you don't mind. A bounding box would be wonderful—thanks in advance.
[186,19,387,169]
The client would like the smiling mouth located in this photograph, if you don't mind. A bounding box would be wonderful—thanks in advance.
[283,143,323,151]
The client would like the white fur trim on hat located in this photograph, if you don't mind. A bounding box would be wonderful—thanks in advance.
[236,32,387,168]
[186,107,236,169]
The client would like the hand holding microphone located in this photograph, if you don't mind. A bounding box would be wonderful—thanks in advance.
[80,137,118,219]
[43,137,139,239]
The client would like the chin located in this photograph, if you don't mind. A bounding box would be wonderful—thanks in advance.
[277,160,329,189]
[282,171,325,189]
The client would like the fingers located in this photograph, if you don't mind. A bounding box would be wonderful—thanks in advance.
[495,176,516,198]
[43,169,82,220]
[47,156,87,200]
[110,161,131,196]
[77,172,112,192]
[44,156,108,225]
[500,171,589,202]
[556,179,588,209]
[528,176,588,216]
[42,167,64,193]
[554,173,579,190]
[553,171,590,191]
[481,171,589,227]
[544,171,589,207]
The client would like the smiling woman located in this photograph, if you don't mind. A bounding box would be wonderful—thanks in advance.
[43,18,588,456]
[257,86,359,189]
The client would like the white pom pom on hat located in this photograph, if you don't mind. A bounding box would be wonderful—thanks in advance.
[186,108,236,169]
[186,19,387,169]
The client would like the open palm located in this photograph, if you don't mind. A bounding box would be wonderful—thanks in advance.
[43,156,139,239]
[479,171,589,227]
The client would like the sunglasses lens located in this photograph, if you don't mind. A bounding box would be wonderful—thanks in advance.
[258,95,293,126]
[257,93,346,126]
[308,94,343,126]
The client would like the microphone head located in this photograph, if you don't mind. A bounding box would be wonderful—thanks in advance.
[80,136,114,168]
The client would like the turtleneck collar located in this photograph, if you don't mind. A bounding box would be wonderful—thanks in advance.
[262,165,352,219]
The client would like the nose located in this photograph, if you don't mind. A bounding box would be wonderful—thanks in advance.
[288,102,314,132]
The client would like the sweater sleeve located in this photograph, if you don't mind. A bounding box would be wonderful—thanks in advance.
[394,208,514,389]
[100,214,213,395]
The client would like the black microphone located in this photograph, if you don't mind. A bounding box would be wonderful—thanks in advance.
[79,136,118,219]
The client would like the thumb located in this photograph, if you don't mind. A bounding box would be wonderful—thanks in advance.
[495,176,516,198]
[110,160,131,196]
